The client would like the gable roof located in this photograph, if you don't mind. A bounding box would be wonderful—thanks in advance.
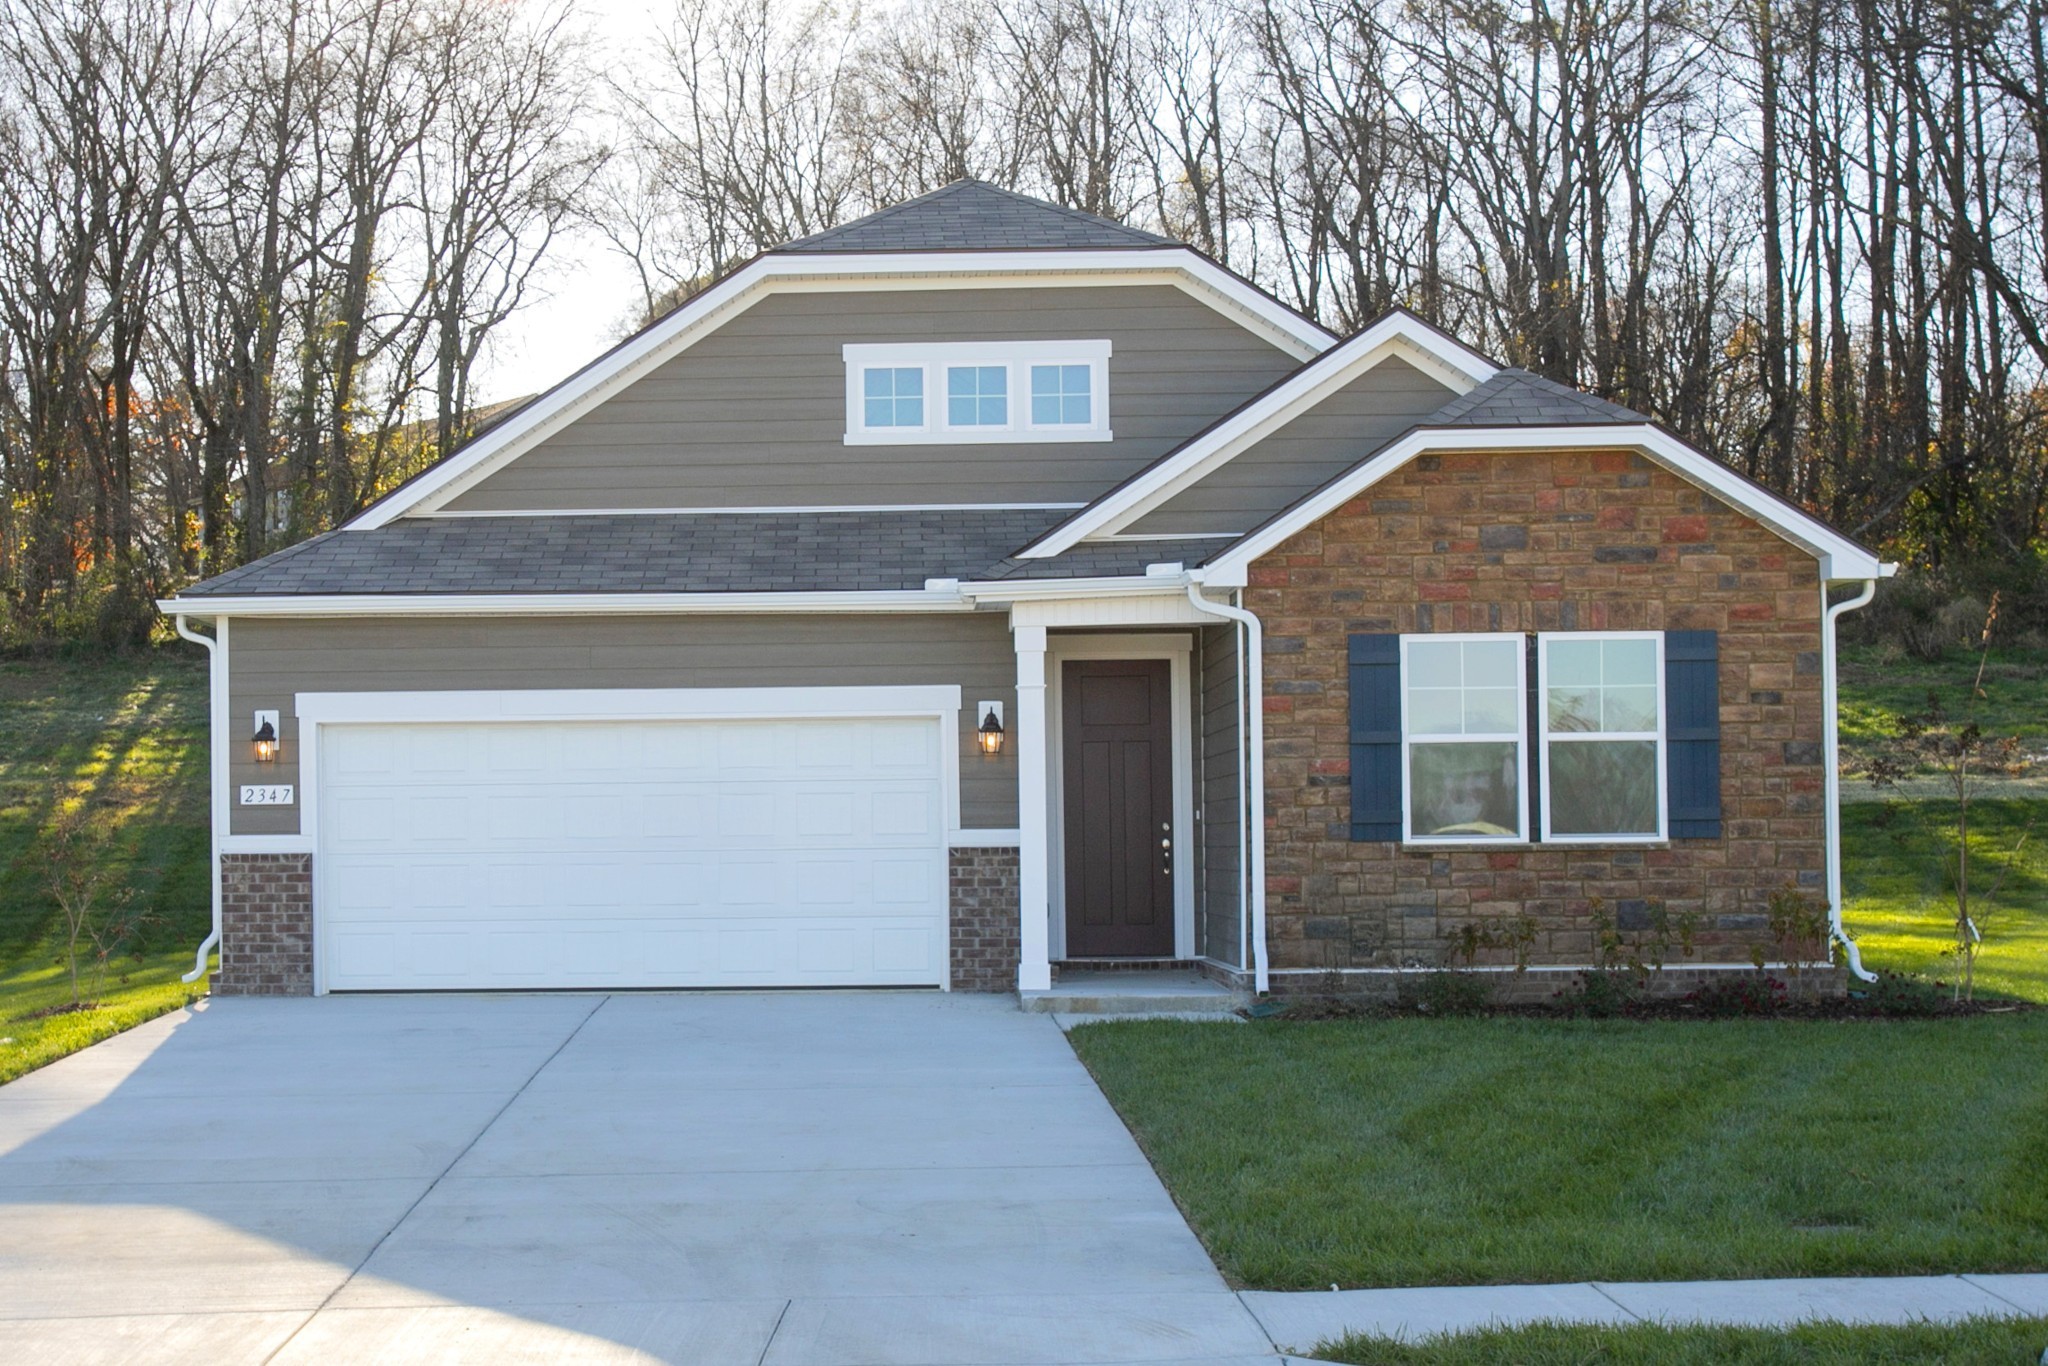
[1189,422,1890,583]
[1429,368,1646,425]
[1018,308,1501,556]
[774,180,1174,254]
[347,256,1334,531]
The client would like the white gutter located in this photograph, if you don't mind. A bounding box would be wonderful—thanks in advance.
[172,615,225,984]
[155,588,975,618]
[1184,581,1271,994]
[1823,578,1881,981]
[953,572,1207,602]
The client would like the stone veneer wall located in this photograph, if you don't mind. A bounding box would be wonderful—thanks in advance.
[217,853,314,996]
[1252,448,1832,983]
[949,846,1021,991]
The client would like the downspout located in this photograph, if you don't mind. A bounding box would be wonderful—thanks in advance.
[173,614,224,984]
[1822,579,1879,981]
[1186,582,1270,994]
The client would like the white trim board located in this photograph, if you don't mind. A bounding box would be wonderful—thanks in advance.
[1022,316,1500,557]
[1197,424,1892,583]
[345,249,1336,529]
[1044,633,1198,962]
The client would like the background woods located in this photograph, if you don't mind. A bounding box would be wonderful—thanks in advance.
[2,0,2044,647]
[0,0,594,644]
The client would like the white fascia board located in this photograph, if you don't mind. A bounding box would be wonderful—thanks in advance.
[1018,317,1500,559]
[418,502,1087,518]
[1201,424,1888,581]
[154,589,972,618]
[347,248,1334,530]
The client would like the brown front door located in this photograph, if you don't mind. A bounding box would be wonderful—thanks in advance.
[1062,658,1175,958]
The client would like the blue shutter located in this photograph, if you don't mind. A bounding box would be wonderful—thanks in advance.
[1349,634,1402,841]
[1664,630,1721,838]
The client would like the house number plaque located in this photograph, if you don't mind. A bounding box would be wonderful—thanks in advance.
[239,785,295,806]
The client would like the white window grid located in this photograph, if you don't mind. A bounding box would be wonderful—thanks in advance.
[1536,630,1668,843]
[843,340,1112,445]
[1399,632,1530,845]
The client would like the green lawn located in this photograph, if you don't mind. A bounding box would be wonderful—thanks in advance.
[0,651,212,1085]
[1068,1014,2048,1289]
[1841,799,2047,1002]
[1836,641,2048,771]
[1314,1317,2048,1365]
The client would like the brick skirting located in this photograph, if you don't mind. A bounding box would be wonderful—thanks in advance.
[950,846,1021,991]
[1264,962,1847,1002]
[217,853,314,996]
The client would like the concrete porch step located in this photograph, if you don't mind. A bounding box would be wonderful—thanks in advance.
[1019,969,1245,1017]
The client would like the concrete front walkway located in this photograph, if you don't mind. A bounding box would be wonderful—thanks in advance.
[1243,1273,2048,1353]
[0,992,1277,1365]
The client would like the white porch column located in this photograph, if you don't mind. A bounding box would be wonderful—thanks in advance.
[1013,624,1052,992]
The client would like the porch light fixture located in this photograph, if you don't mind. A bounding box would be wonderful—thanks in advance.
[252,711,279,763]
[976,701,1005,757]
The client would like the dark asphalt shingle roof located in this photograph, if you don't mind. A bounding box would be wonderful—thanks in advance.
[1426,368,1645,426]
[982,539,1236,579]
[179,509,1083,597]
[772,180,1174,254]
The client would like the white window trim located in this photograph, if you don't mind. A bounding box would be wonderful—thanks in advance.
[1537,631,1669,844]
[1399,632,1530,846]
[843,340,1112,445]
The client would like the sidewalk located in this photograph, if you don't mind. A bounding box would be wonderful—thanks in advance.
[1242,1272,2048,1354]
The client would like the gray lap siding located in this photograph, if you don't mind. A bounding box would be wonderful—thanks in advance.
[218,609,1023,994]
[225,612,1019,838]
[441,286,1302,513]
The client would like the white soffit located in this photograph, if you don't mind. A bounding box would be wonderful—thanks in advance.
[1019,316,1500,558]
[346,248,1338,530]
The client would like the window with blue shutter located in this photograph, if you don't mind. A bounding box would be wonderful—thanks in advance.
[1663,630,1722,838]
[1348,634,1403,841]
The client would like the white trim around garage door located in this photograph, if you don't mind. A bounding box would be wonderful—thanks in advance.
[1044,633,1196,961]
[293,685,963,995]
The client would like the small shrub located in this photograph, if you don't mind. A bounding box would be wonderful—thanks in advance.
[1760,885,1832,973]
[1687,975,1788,1017]
[1854,970,1951,1017]
[1400,969,1495,1015]
[1555,968,1637,1018]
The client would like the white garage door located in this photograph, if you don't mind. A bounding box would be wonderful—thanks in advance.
[315,716,946,991]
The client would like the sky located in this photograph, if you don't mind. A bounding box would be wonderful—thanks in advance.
[468,0,668,406]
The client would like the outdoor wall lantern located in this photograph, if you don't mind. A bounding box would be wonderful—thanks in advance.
[252,710,279,763]
[976,701,1005,757]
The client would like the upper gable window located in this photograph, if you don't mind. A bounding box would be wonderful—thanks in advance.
[844,341,1110,445]
[947,365,1009,426]
[863,366,925,428]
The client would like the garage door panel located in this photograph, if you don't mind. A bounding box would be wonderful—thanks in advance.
[321,916,944,990]
[316,715,947,990]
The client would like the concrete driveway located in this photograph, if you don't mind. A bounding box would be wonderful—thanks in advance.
[0,992,1278,1365]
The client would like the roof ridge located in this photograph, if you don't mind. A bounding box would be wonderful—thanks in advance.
[771,179,1172,254]
[957,180,1169,242]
